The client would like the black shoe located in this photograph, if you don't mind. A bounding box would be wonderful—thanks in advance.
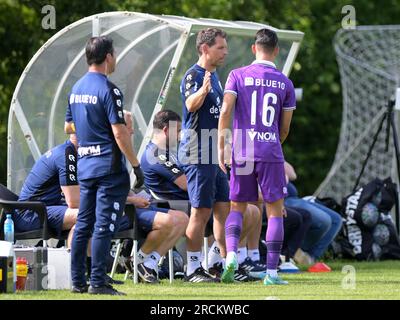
[185,267,220,283]
[105,274,124,285]
[87,274,124,285]
[254,260,267,269]
[240,257,260,271]
[239,257,266,278]
[208,263,223,278]
[88,284,126,296]
[71,284,88,293]
[234,267,259,282]
[137,262,159,284]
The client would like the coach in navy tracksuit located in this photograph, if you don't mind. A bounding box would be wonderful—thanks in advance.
[65,36,144,295]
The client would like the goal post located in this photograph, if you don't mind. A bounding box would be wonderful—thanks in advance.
[315,26,400,203]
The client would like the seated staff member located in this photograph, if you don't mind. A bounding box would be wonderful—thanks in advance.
[118,111,189,284]
[17,134,79,247]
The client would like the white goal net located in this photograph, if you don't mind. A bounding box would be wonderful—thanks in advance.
[315,26,400,202]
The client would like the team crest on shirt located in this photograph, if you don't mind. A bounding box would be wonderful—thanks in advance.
[245,77,254,86]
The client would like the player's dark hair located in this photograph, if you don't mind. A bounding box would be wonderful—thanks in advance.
[85,36,114,65]
[196,28,227,55]
[255,28,278,53]
[153,110,182,130]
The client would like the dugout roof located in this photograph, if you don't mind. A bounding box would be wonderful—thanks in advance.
[8,11,304,192]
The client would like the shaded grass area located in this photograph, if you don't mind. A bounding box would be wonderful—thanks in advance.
[2,260,400,300]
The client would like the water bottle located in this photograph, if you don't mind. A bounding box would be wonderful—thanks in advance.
[4,214,14,243]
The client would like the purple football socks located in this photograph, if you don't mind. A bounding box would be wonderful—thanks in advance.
[225,211,243,253]
[266,217,284,270]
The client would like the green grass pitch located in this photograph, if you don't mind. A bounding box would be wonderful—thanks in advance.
[2,260,400,300]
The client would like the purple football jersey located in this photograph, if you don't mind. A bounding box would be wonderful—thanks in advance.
[224,60,296,162]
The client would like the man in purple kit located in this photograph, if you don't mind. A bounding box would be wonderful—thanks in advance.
[218,28,296,285]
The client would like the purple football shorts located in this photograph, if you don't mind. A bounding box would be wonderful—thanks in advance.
[229,160,288,203]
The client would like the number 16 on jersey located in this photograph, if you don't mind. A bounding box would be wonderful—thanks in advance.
[251,91,277,127]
